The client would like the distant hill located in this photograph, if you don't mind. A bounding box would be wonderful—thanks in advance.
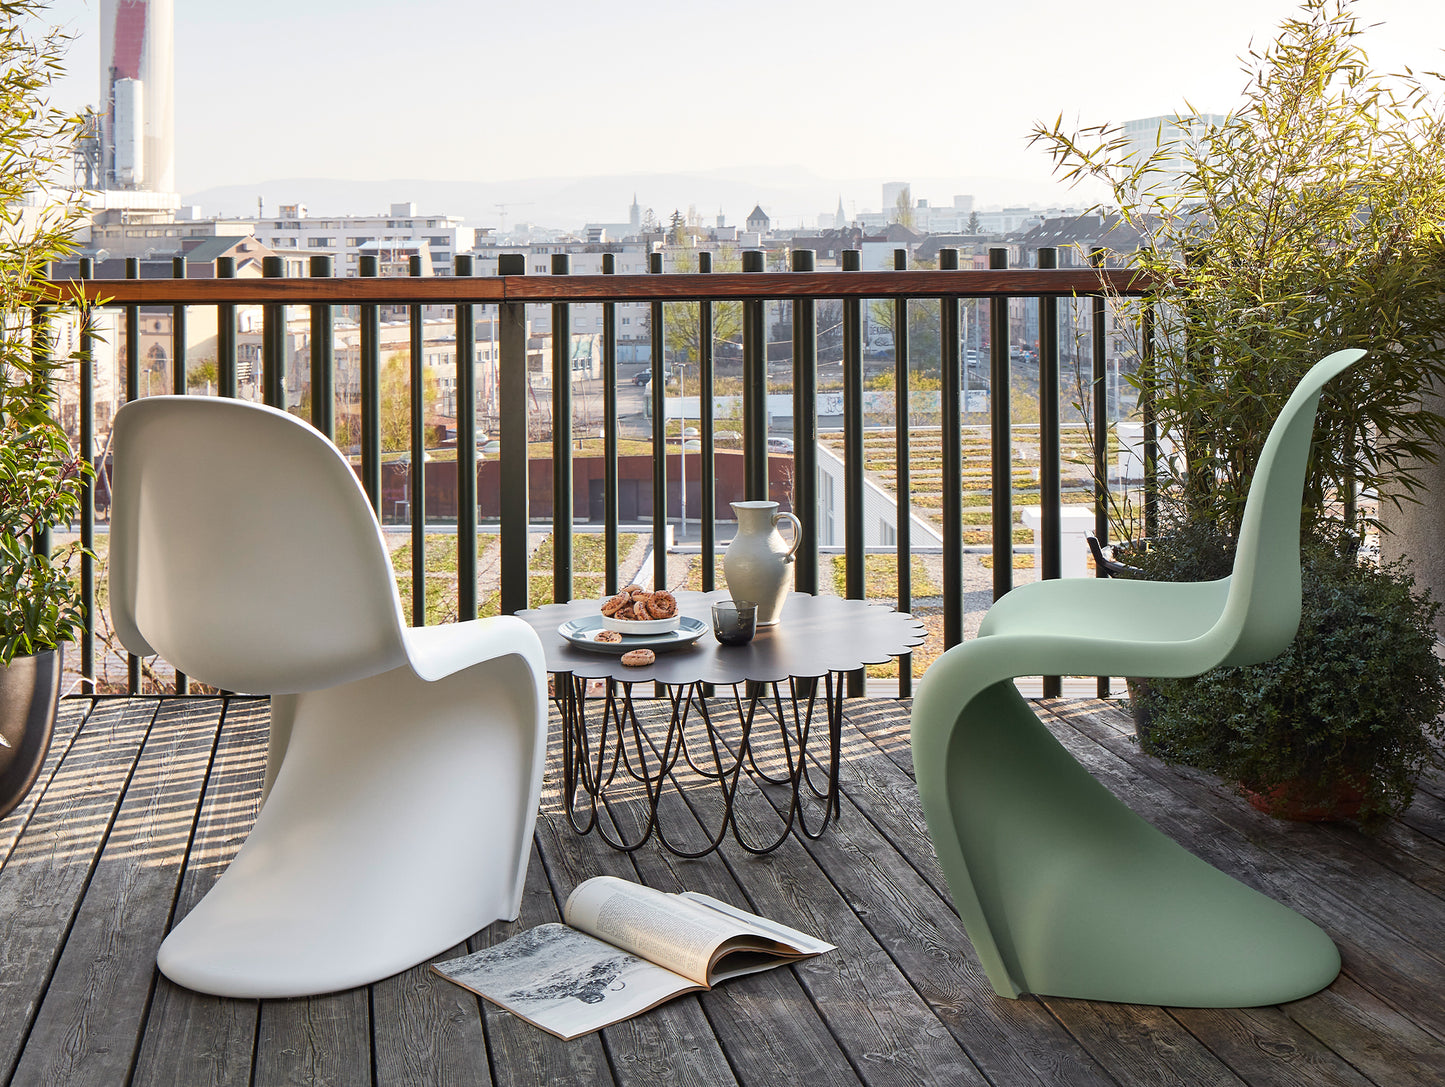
[182,169,1076,233]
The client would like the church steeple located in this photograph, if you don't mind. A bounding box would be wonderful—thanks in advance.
[629,193,641,231]
[835,196,846,228]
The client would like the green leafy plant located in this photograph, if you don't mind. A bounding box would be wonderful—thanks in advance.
[1033,0,1445,541]
[1032,0,1445,824]
[1,1,91,665]
[1128,524,1445,826]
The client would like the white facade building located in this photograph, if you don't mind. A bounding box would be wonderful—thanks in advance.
[468,237,654,359]
[254,202,476,277]
[1121,114,1229,193]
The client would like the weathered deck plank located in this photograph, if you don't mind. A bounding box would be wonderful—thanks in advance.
[9,698,221,1087]
[2,694,1444,1087]
[0,699,159,1084]
[130,698,269,1087]
[476,838,613,1087]
[533,789,743,1087]
[1043,701,1445,1041]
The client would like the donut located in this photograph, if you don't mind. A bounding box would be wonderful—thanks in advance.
[644,590,677,619]
[620,648,655,667]
[600,593,629,617]
[595,630,623,643]
[621,583,644,594]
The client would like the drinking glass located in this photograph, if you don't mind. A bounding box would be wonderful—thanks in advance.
[711,599,758,645]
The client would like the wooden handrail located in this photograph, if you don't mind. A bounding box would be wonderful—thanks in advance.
[41,267,1152,306]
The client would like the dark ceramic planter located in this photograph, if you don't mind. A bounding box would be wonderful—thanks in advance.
[0,645,63,821]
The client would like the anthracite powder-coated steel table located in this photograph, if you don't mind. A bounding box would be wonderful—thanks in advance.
[516,590,926,856]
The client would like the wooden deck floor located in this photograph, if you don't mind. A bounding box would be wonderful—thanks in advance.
[4,694,1445,1087]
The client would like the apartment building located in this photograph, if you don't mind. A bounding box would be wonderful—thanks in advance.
[468,236,655,362]
[255,202,476,277]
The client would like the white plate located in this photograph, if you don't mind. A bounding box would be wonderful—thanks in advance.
[601,612,680,634]
[559,615,708,655]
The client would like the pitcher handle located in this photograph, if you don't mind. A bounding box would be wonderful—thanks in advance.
[773,511,803,564]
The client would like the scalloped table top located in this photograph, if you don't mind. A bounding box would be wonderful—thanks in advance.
[516,590,927,686]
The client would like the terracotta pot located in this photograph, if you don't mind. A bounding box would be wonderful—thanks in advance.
[0,645,63,821]
[1243,778,1366,822]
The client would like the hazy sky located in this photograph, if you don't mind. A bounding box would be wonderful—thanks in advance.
[33,0,1445,215]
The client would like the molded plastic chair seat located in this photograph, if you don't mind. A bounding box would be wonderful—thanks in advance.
[912,349,1363,1007]
[110,396,548,998]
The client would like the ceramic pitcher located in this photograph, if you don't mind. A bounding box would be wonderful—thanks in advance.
[723,500,802,626]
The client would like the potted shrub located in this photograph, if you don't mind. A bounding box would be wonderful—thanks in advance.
[1123,524,1445,827]
[1,1,90,819]
[1033,0,1445,823]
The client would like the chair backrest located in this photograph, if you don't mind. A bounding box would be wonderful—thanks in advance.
[1215,348,1366,666]
[110,396,409,694]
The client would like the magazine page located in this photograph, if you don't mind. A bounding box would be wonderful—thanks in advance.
[431,923,701,1041]
[563,876,752,986]
[677,890,836,981]
[678,891,836,955]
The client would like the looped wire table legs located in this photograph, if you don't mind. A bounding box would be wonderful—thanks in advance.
[557,673,844,856]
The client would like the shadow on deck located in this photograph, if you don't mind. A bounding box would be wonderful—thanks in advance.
[3,694,1445,1086]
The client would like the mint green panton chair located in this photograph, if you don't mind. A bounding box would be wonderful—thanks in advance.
[912,348,1364,1007]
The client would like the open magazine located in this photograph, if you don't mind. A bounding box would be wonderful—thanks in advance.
[432,875,834,1040]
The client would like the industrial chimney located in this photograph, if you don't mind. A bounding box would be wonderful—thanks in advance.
[99,0,174,193]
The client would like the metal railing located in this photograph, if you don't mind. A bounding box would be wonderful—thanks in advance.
[43,248,1153,698]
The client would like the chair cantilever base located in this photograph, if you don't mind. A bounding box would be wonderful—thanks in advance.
[910,350,1361,1007]
[108,397,551,1000]
[158,642,545,1000]
[913,677,1339,1008]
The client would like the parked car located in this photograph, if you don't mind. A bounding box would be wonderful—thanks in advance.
[480,439,501,455]
[633,370,651,386]
[767,436,794,453]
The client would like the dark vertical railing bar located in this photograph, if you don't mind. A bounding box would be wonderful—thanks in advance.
[551,253,574,605]
[790,248,818,595]
[124,258,140,693]
[1142,297,1159,539]
[171,257,187,395]
[649,252,668,593]
[309,255,334,438]
[893,248,913,696]
[939,249,964,650]
[1037,247,1062,698]
[741,249,767,502]
[261,255,285,409]
[698,251,716,592]
[601,254,619,596]
[408,255,427,626]
[498,253,529,614]
[1091,248,1111,699]
[841,250,865,695]
[454,255,478,620]
[216,256,237,398]
[989,246,1014,602]
[78,257,94,693]
[124,258,140,403]
[170,257,188,694]
[1090,248,1110,545]
[358,254,382,513]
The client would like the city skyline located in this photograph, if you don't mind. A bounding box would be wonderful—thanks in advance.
[34,0,1445,228]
